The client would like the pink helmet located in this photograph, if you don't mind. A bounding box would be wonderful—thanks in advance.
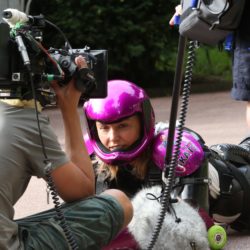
[152,128,205,177]
[83,79,155,164]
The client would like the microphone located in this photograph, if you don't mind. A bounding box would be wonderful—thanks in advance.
[2,9,35,69]
[2,8,30,27]
[15,35,31,69]
[128,185,209,250]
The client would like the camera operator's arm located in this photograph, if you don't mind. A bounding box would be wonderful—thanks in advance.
[50,56,95,202]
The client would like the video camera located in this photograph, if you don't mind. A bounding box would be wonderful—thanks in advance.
[0,9,108,103]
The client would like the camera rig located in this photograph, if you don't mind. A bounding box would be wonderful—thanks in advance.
[0,9,108,105]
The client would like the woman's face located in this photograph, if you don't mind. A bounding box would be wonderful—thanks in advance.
[96,115,141,151]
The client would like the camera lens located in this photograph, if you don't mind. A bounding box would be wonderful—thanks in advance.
[61,59,70,68]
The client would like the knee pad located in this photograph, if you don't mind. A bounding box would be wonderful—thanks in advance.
[209,157,243,222]
[208,152,250,231]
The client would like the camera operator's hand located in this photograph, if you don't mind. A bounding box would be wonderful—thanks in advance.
[51,56,88,112]
[50,55,95,201]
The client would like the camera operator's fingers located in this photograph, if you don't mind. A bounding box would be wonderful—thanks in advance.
[75,55,88,69]
[51,56,89,110]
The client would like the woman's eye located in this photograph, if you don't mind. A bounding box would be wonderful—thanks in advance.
[99,126,108,130]
[118,123,127,128]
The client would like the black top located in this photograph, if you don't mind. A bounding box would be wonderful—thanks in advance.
[94,159,162,199]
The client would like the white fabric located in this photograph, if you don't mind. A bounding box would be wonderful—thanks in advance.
[208,163,220,199]
[128,185,209,250]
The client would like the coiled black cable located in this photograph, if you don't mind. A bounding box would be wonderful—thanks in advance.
[146,39,197,250]
[45,163,79,250]
[27,52,79,250]
[212,143,250,163]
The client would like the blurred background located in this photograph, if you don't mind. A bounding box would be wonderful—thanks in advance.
[2,2,249,249]
[0,0,233,97]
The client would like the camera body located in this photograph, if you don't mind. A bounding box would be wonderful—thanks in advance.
[0,22,44,85]
[0,14,108,101]
[47,47,108,98]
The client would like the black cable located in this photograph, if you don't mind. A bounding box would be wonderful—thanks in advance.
[45,163,79,250]
[45,19,73,51]
[28,71,79,250]
[212,143,250,163]
[22,29,79,249]
[146,39,197,250]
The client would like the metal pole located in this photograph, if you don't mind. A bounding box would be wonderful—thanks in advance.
[164,35,187,175]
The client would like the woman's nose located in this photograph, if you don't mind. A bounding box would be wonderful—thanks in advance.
[108,128,118,142]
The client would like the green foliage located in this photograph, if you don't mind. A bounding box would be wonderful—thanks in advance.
[29,0,232,90]
[30,0,180,88]
[193,46,232,80]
